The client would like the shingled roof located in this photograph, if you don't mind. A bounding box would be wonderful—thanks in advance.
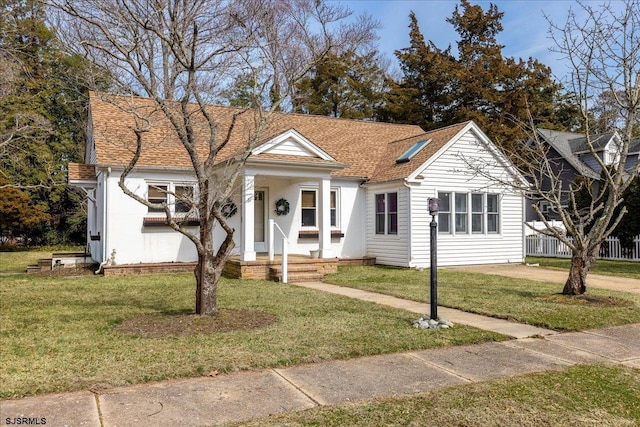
[368,121,471,184]
[87,92,426,180]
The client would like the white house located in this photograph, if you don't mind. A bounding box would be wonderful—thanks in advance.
[68,92,526,275]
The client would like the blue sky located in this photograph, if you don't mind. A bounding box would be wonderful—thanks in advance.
[336,0,609,80]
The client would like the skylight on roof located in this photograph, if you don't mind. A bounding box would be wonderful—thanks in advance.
[396,139,430,164]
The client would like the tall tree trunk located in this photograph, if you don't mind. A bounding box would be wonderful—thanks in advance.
[194,220,235,316]
[195,250,218,315]
[562,254,595,295]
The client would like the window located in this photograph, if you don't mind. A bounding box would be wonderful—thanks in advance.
[487,194,499,233]
[396,140,430,164]
[147,185,168,213]
[375,192,398,235]
[147,183,195,214]
[438,192,451,233]
[301,190,316,227]
[175,185,193,213]
[375,194,385,234]
[455,193,468,233]
[438,191,499,235]
[301,189,338,228]
[330,191,337,227]
[472,193,484,233]
[387,192,398,234]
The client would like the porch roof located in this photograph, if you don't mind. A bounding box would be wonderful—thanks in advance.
[68,163,97,185]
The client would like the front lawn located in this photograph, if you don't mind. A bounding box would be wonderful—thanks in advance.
[0,246,85,273]
[231,363,640,426]
[0,272,503,399]
[526,256,640,280]
[324,266,640,331]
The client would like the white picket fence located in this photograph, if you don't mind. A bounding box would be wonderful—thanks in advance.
[526,234,640,261]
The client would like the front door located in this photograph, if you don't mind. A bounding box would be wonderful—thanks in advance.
[254,190,267,252]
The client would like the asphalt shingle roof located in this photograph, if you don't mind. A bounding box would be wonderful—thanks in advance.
[86,92,426,180]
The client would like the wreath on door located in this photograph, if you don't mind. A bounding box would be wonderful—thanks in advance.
[221,200,238,218]
[275,198,290,216]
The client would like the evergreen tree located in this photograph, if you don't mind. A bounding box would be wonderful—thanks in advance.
[294,50,387,120]
[380,12,458,129]
[0,0,96,244]
[385,1,577,148]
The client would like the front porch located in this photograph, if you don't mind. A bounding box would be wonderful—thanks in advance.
[99,255,375,281]
[224,255,376,282]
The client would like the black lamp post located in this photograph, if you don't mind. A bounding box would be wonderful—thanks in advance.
[428,198,439,320]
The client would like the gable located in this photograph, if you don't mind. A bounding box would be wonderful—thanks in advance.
[252,129,335,160]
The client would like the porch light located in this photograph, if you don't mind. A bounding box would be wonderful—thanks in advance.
[428,198,440,216]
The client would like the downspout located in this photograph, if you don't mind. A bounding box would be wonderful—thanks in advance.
[403,179,413,268]
[95,167,111,274]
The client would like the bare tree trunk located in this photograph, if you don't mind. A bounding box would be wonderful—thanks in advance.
[562,253,595,295]
[194,212,235,316]
[195,250,218,316]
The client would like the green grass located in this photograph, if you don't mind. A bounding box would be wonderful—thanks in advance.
[526,256,640,280]
[230,364,640,426]
[324,266,640,331]
[0,246,85,273]
[0,273,504,399]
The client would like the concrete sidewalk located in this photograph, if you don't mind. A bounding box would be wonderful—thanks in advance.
[449,263,640,294]
[1,324,638,427]
[1,282,639,427]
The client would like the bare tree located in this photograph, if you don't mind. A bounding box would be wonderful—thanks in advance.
[537,0,639,295]
[462,0,638,295]
[524,2,639,297]
[53,0,377,315]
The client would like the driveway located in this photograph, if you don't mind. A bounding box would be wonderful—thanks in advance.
[448,264,640,294]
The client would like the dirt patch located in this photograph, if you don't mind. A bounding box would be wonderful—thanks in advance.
[115,309,278,337]
[537,294,633,307]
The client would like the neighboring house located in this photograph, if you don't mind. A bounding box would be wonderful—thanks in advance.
[68,92,526,271]
[526,128,640,222]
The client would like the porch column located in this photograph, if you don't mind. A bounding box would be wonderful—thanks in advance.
[318,177,333,258]
[241,173,256,261]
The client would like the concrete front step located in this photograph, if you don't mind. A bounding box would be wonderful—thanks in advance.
[269,264,325,282]
[272,272,325,283]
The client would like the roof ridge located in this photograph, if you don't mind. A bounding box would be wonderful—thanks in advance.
[386,121,471,146]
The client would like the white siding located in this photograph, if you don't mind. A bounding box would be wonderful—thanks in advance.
[269,138,314,156]
[104,170,199,265]
[408,130,524,267]
[365,184,410,266]
[101,171,366,265]
[256,177,366,258]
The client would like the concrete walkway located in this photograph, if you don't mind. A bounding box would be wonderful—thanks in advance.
[449,263,640,294]
[294,281,556,339]
[1,283,639,427]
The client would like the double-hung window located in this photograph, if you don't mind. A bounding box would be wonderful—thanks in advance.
[438,191,500,234]
[375,192,398,235]
[301,189,338,228]
[437,192,451,233]
[147,183,195,215]
[487,194,499,233]
[147,185,168,213]
[455,193,468,233]
[471,193,484,233]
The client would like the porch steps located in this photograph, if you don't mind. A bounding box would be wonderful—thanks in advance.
[269,263,325,283]
[26,258,53,273]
